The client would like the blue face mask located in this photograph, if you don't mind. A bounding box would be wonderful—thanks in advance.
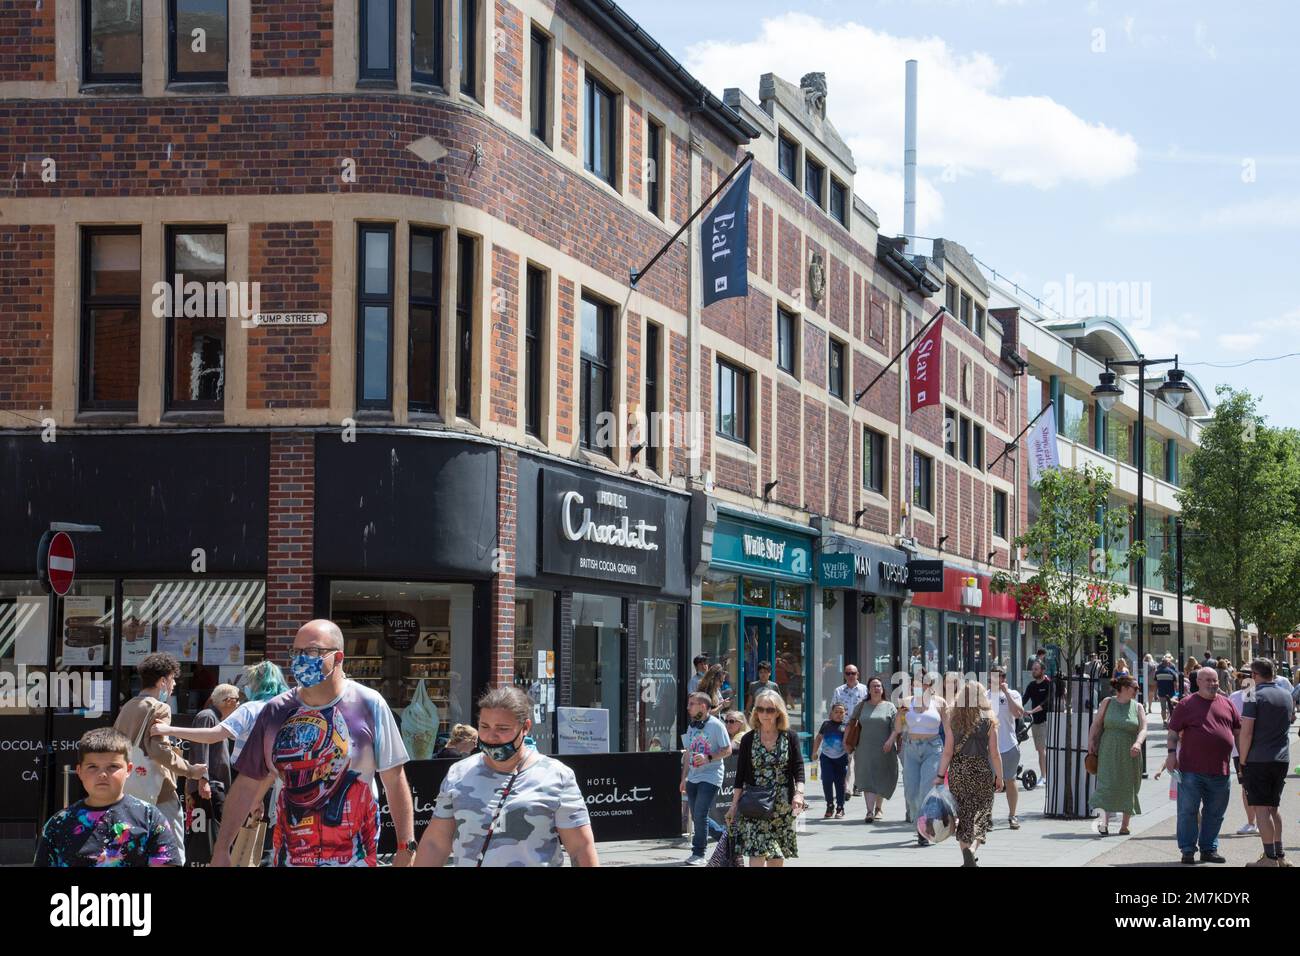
[479,729,524,763]
[292,652,334,689]
[157,686,170,704]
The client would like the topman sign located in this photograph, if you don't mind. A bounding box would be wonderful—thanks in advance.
[818,537,913,597]
[543,472,667,587]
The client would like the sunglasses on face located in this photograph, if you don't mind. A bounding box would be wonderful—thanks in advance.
[754,706,778,714]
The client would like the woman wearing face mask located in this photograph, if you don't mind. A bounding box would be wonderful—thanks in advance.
[112,653,209,866]
[417,686,600,867]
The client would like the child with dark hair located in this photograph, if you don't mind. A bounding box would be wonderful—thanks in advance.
[35,728,182,866]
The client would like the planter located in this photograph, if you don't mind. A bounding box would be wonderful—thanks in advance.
[1043,673,1101,819]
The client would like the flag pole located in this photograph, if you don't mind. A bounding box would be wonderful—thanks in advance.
[986,399,1055,472]
[629,152,754,289]
[853,306,948,405]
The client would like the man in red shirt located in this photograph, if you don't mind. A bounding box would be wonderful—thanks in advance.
[1166,667,1240,865]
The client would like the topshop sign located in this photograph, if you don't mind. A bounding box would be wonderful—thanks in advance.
[542,471,667,586]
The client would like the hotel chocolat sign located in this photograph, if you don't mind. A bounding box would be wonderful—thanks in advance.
[542,471,666,587]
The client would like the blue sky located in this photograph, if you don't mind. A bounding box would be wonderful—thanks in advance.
[626,0,1300,427]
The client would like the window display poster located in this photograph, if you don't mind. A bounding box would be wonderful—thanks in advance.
[557,706,610,754]
[120,604,153,666]
[62,595,108,667]
[15,595,48,665]
[157,610,200,662]
[202,597,246,666]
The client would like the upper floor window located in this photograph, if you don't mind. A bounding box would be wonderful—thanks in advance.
[359,0,396,82]
[777,306,798,376]
[830,179,848,227]
[974,304,986,338]
[455,234,477,418]
[945,281,958,317]
[80,227,141,410]
[993,490,1008,539]
[804,156,824,206]
[960,291,972,330]
[529,27,550,142]
[945,407,958,458]
[644,322,662,471]
[356,223,395,409]
[716,358,750,445]
[580,294,615,454]
[913,451,934,512]
[863,427,885,494]
[828,338,845,400]
[412,0,444,86]
[169,0,228,83]
[973,423,985,471]
[165,226,226,411]
[459,0,479,96]
[408,227,443,414]
[84,0,143,83]
[646,118,665,219]
[778,133,798,185]
[959,415,971,464]
[524,264,546,437]
[584,73,617,186]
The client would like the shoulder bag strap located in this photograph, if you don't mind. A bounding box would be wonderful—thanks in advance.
[476,764,524,868]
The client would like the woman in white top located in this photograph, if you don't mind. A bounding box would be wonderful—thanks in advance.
[895,671,951,845]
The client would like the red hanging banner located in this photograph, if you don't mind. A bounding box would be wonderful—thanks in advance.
[908,313,944,412]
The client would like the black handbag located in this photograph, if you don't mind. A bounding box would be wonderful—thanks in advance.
[736,784,776,819]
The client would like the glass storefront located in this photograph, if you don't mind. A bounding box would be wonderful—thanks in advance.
[817,594,846,726]
[329,580,473,759]
[636,602,680,753]
[862,597,894,681]
[570,592,626,753]
[514,589,556,754]
[906,606,940,676]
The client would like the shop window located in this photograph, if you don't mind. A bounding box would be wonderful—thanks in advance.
[804,155,824,206]
[830,178,848,227]
[863,427,885,494]
[165,225,226,411]
[524,264,546,437]
[994,489,1008,539]
[646,118,665,219]
[168,0,228,83]
[459,0,479,97]
[715,357,750,445]
[777,306,797,376]
[775,584,805,612]
[828,338,845,400]
[913,451,933,512]
[637,602,680,753]
[774,614,806,738]
[777,131,798,185]
[356,223,395,410]
[570,593,625,752]
[741,578,771,607]
[408,227,443,414]
[580,293,615,454]
[514,589,555,754]
[80,227,141,411]
[861,597,894,682]
[529,26,550,142]
[701,605,739,708]
[359,0,397,82]
[83,0,143,83]
[411,0,443,86]
[817,596,845,723]
[330,581,473,756]
[644,321,661,471]
[584,72,617,186]
[906,607,939,677]
[702,571,738,605]
[455,233,477,418]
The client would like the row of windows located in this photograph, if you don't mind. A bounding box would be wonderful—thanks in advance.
[944,407,986,472]
[944,280,986,338]
[774,307,848,401]
[909,449,1009,539]
[777,130,849,229]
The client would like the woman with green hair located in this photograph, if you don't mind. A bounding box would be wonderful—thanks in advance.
[151,661,289,761]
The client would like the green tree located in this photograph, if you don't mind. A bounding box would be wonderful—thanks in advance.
[1176,388,1295,661]
[991,464,1140,817]
[1242,428,1300,655]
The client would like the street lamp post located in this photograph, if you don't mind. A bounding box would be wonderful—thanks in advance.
[1092,355,1191,752]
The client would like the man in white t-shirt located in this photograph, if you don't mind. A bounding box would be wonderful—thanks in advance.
[833,665,871,796]
[1227,676,1259,836]
[989,666,1025,830]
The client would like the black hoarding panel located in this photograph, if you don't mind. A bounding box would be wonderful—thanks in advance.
[314,436,497,578]
[0,433,269,574]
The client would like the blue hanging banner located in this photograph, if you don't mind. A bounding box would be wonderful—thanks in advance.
[701,162,752,307]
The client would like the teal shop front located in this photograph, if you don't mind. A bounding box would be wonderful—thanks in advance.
[701,512,816,752]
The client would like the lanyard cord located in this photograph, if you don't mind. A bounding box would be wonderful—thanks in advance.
[476,762,525,867]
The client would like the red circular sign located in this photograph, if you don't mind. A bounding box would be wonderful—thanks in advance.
[47,532,76,596]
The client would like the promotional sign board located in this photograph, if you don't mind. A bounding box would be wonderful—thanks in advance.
[906,560,945,592]
[818,553,856,589]
[541,471,667,587]
[1148,596,1165,616]
[61,596,107,667]
[557,707,610,754]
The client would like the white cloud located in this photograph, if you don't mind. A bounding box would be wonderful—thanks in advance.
[1127,314,1202,360]
[1123,15,1136,43]
[1193,21,1218,60]
[1217,333,1262,352]
[1109,195,1300,234]
[684,14,1139,234]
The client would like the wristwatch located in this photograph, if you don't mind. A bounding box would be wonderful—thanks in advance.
[399,840,418,853]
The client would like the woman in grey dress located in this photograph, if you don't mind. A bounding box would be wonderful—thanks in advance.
[849,677,900,821]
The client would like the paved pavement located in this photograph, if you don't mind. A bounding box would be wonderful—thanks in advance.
[596,713,1299,867]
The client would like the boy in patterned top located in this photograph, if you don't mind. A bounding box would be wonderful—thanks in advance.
[36,728,181,867]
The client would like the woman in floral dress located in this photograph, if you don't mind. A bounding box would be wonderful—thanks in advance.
[725,689,806,866]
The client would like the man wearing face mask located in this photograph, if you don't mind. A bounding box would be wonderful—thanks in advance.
[209,620,415,867]
[417,686,598,867]
[112,653,209,865]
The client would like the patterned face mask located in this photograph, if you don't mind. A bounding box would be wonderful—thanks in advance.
[479,730,523,763]
[291,652,334,688]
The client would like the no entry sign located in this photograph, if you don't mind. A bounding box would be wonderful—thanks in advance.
[46,532,76,595]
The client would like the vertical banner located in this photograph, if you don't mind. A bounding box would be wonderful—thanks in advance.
[908,313,944,411]
[1027,403,1061,485]
[701,162,752,307]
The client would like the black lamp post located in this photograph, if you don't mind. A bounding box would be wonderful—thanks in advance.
[1092,355,1192,709]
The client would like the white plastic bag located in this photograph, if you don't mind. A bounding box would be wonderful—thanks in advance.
[917,782,957,844]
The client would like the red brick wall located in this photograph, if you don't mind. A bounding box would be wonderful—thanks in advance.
[627,101,643,198]
[0,225,54,409]
[625,310,641,420]
[556,277,575,442]
[247,222,331,409]
[703,289,772,360]
[829,255,850,333]
[0,0,55,81]
[803,321,826,390]
[699,345,712,469]
[670,133,690,224]
[560,46,579,155]
[494,0,524,120]
[777,216,800,300]
[774,383,800,508]
[669,330,689,476]
[761,205,773,283]
[803,397,825,515]
[491,447,518,687]
[250,0,333,78]
[760,375,773,487]
[826,407,851,524]
[715,453,755,495]
[489,245,519,426]
[266,433,315,662]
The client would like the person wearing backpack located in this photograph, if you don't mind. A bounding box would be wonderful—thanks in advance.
[112,653,208,866]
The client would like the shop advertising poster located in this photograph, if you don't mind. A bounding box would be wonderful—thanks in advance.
[202,597,246,666]
[157,611,200,662]
[14,595,48,665]
[557,706,610,754]
[61,595,107,667]
[120,605,153,666]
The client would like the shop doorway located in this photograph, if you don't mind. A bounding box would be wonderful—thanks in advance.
[945,619,989,675]
[742,615,772,707]
[571,593,625,752]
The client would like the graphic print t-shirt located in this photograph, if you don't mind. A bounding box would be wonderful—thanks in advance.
[681,716,731,786]
[234,681,408,867]
[818,720,847,759]
[36,795,180,867]
[434,752,591,866]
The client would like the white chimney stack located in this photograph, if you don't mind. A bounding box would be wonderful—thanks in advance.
[903,59,918,251]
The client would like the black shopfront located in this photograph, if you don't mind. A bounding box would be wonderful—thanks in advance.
[817,533,912,685]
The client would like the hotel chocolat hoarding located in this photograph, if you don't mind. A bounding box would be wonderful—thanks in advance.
[540,471,667,587]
